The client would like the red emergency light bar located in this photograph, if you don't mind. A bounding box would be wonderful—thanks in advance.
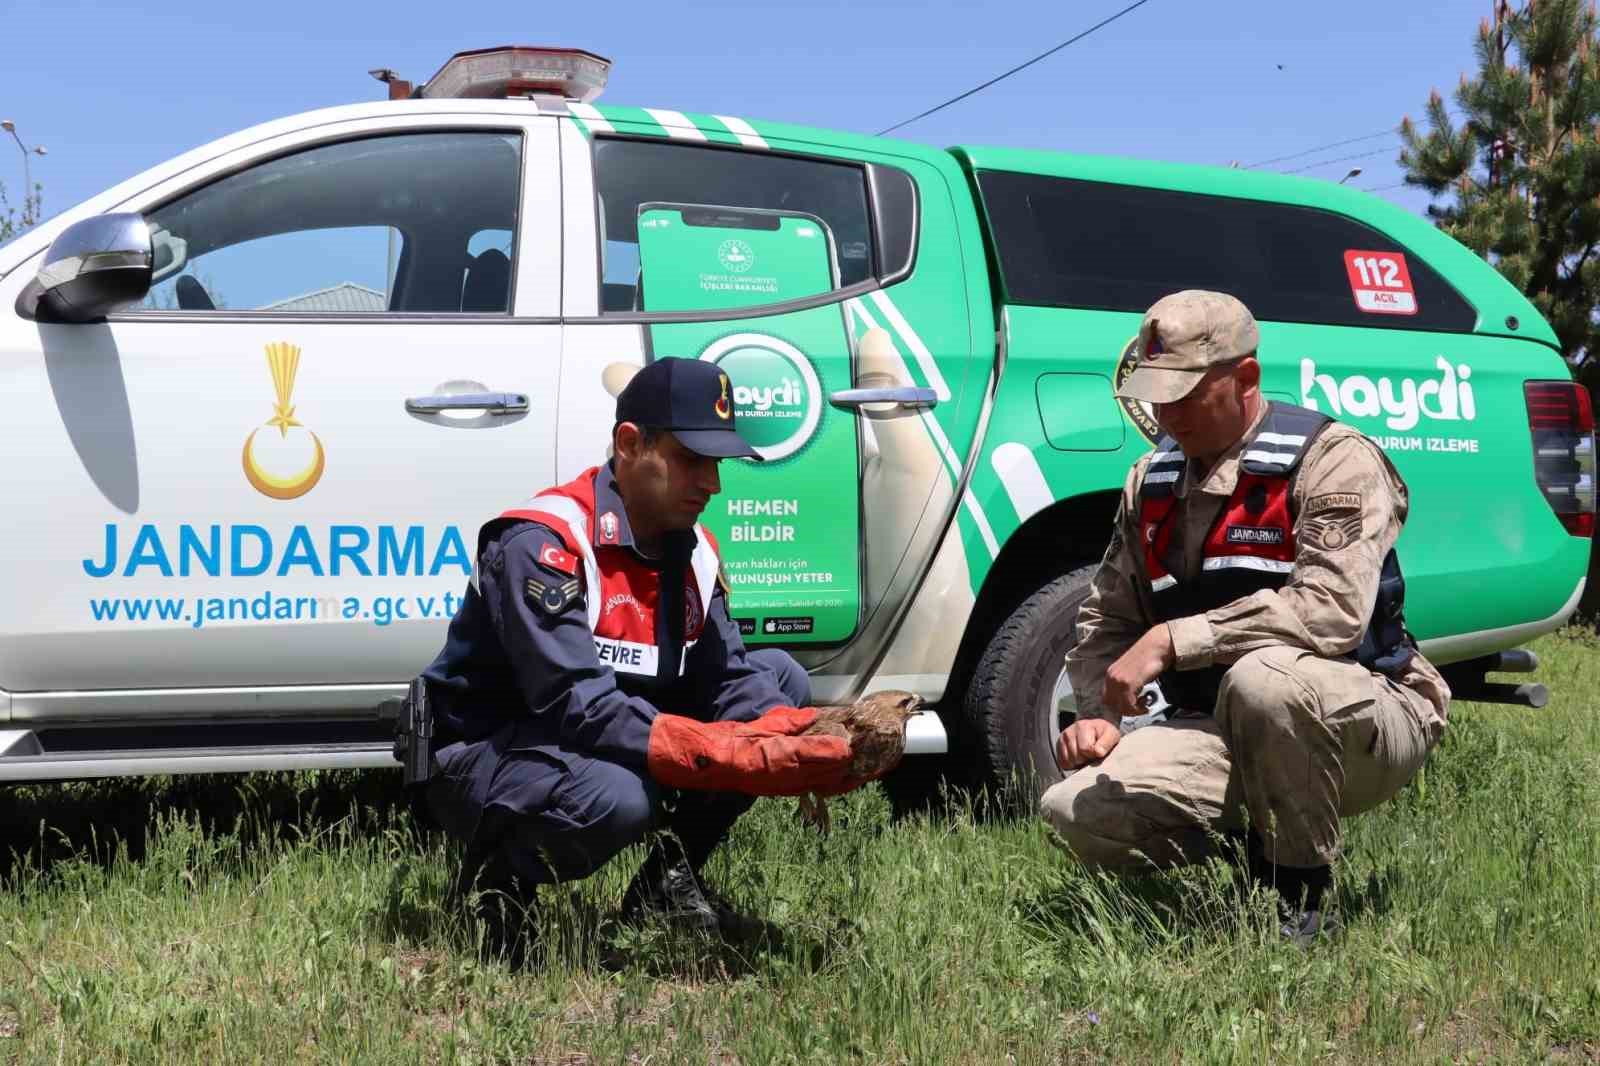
[416,46,611,102]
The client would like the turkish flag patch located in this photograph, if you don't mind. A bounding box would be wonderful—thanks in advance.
[537,542,578,577]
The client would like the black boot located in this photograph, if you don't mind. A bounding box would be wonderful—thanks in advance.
[618,831,768,941]
[1248,837,1340,948]
[449,817,541,969]
[619,788,768,940]
[618,831,721,933]
[463,852,540,968]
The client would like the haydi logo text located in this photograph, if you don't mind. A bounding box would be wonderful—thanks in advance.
[1300,356,1477,432]
[734,378,804,412]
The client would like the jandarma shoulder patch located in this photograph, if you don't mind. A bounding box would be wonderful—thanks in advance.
[1306,492,1362,514]
[526,575,582,614]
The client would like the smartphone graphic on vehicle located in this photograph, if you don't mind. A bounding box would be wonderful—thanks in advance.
[635,203,841,313]
[633,202,861,645]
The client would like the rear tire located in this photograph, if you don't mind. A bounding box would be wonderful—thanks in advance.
[965,566,1097,805]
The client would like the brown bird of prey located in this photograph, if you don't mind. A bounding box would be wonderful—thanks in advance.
[796,690,923,832]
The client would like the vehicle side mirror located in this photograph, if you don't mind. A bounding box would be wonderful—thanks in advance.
[20,213,154,323]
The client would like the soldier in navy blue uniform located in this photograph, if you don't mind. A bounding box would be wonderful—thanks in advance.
[419,359,856,956]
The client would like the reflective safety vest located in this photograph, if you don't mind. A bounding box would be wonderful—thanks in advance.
[1137,403,1414,711]
[478,467,722,682]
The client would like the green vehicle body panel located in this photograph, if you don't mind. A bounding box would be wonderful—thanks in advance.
[949,146,1581,651]
[579,107,997,643]
[576,105,1587,665]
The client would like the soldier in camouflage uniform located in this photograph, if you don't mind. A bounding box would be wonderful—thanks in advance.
[1038,290,1449,944]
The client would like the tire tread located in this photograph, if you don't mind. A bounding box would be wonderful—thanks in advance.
[965,565,1099,796]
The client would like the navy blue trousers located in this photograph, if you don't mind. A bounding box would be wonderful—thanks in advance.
[425,649,811,886]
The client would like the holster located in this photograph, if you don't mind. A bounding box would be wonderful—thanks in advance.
[379,676,434,787]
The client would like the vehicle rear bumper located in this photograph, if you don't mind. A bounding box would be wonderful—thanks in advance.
[1419,578,1585,665]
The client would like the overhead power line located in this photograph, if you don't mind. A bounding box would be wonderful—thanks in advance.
[876,0,1156,136]
[1279,144,1401,176]
[1245,128,1399,169]
[1244,103,1472,171]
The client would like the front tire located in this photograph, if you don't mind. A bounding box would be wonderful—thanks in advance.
[965,566,1096,804]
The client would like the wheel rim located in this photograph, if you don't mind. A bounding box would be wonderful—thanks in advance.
[1049,663,1077,737]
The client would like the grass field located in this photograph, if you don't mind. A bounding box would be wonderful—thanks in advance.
[2,630,1598,1064]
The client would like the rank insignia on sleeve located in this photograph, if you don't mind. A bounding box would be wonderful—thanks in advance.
[1307,511,1364,551]
[526,576,582,614]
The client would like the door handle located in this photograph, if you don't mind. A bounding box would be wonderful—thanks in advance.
[405,391,529,415]
[828,386,939,411]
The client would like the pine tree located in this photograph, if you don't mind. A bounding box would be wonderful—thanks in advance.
[1401,0,1600,375]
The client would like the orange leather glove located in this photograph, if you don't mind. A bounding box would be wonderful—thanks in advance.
[645,706,855,796]
[805,771,874,799]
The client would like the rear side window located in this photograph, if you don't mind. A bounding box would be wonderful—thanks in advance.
[976,171,1476,332]
[592,138,873,313]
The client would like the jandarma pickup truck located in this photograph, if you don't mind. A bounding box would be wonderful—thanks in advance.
[1,46,1590,800]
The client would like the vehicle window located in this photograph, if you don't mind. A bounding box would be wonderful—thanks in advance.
[592,138,872,313]
[976,171,1477,332]
[137,132,522,314]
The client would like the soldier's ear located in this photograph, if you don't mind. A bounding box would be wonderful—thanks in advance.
[614,421,643,461]
[1236,355,1262,391]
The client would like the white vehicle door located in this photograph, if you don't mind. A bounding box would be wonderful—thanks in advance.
[0,116,561,707]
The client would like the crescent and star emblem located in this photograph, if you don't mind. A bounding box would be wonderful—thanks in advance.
[242,342,325,500]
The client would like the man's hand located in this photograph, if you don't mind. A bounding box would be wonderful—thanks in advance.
[1055,717,1121,771]
[1102,624,1175,718]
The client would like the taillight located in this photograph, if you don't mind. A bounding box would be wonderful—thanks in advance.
[1524,380,1596,538]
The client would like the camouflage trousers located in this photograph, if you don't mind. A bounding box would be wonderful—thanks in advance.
[1038,646,1445,869]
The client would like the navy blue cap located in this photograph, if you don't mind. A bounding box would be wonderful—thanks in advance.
[615,358,761,460]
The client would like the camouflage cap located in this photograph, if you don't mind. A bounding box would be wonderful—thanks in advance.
[1115,290,1260,404]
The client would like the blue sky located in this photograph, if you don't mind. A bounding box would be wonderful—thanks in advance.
[3,0,1493,226]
